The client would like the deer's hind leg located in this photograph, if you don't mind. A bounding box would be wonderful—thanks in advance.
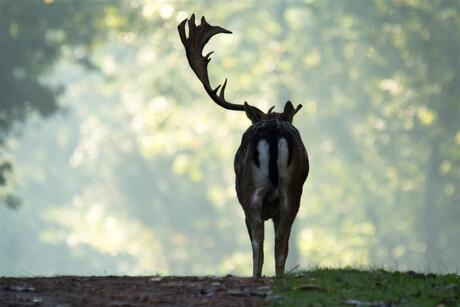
[246,194,265,278]
[250,218,264,278]
[273,193,299,277]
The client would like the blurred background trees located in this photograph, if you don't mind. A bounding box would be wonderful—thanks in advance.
[0,0,123,207]
[1,0,459,276]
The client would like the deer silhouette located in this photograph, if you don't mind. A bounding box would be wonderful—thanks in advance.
[178,15,309,277]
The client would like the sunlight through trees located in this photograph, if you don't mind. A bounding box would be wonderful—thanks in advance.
[1,0,459,276]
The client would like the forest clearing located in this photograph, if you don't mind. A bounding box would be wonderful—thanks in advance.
[2,2,459,307]
[1,268,459,306]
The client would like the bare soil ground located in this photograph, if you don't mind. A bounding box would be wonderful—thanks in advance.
[0,275,274,306]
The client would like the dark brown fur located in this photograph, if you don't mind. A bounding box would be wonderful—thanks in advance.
[234,106,309,277]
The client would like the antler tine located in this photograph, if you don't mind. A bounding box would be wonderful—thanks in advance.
[267,106,275,113]
[219,78,228,100]
[178,14,245,111]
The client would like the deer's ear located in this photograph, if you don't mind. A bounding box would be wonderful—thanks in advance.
[282,100,302,123]
[244,102,265,124]
[284,100,295,114]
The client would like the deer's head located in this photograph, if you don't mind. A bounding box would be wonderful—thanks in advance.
[243,101,302,124]
[178,14,302,125]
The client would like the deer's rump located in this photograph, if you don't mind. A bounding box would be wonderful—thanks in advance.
[252,130,292,188]
[234,120,308,220]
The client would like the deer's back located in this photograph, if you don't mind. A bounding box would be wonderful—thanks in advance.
[234,120,309,219]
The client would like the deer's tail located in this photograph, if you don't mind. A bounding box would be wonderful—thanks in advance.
[267,135,279,188]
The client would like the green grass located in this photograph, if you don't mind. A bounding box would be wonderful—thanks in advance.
[272,268,460,306]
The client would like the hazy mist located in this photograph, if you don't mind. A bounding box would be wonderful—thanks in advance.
[1,0,459,276]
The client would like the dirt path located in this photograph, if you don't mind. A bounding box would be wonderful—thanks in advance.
[0,275,275,306]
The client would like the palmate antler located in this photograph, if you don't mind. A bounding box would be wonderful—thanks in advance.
[178,14,246,111]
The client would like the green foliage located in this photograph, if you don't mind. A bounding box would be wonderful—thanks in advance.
[0,0,140,206]
[0,0,94,206]
[272,268,460,306]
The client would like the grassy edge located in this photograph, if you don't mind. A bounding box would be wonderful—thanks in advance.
[270,267,460,306]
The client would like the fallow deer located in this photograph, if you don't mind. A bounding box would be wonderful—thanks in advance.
[178,15,309,277]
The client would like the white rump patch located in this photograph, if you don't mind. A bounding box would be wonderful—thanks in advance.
[257,139,270,169]
[252,139,269,188]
